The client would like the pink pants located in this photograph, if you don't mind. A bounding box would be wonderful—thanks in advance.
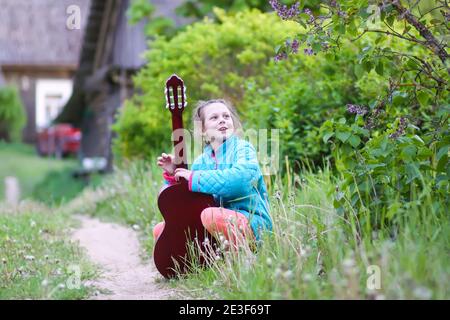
[153,207,254,247]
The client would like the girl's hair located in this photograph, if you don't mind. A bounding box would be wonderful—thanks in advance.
[192,99,243,143]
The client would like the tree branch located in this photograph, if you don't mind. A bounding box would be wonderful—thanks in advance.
[390,0,449,67]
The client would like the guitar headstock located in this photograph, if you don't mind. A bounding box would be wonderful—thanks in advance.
[165,74,187,114]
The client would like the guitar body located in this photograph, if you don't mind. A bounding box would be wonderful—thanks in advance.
[153,74,218,279]
[154,181,217,278]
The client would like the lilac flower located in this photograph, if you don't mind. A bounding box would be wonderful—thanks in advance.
[270,0,301,20]
[304,48,314,56]
[304,8,315,23]
[337,10,347,18]
[364,102,385,130]
[389,117,408,139]
[291,39,299,54]
[346,104,368,115]
[274,51,288,62]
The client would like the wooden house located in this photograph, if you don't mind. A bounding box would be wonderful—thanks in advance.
[0,0,91,143]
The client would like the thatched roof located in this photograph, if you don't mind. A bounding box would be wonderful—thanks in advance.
[0,0,91,67]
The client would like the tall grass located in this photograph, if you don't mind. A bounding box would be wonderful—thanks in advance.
[72,157,449,299]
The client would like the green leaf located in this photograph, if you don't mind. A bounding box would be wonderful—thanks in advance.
[436,145,448,162]
[417,91,430,107]
[348,134,361,148]
[312,42,322,53]
[323,132,335,143]
[354,64,364,78]
[386,14,395,26]
[436,154,448,173]
[405,163,421,183]
[402,25,411,35]
[406,58,418,69]
[375,61,384,76]
[412,135,425,145]
[401,145,417,160]
[392,92,407,106]
[363,59,373,72]
[386,202,401,220]
[299,13,310,21]
[336,131,351,143]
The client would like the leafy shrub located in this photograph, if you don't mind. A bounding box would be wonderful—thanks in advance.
[321,111,448,231]
[0,86,26,142]
[113,9,299,158]
[269,0,449,227]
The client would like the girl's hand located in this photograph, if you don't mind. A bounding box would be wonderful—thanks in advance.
[157,153,176,175]
[174,168,192,182]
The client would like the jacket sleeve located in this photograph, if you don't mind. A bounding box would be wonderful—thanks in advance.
[190,142,261,199]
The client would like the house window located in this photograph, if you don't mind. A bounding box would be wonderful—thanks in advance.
[35,79,72,130]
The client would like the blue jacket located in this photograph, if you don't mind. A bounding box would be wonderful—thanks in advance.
[188,134,272,241]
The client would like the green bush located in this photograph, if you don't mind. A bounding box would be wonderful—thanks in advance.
[241,43,360,167]
[267,0,449,227]
[0,86,26,142]
[321,114,448,231]
[113,9,299,158]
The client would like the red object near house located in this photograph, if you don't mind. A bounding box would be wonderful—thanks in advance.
[36,124,81,158]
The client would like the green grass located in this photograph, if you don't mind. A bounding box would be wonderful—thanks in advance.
[0,142,103,205]
[76,158,449,299]
[175,168,449,299]
[0,142,103,299]
[0,202,98,299]
[0,142,78,202]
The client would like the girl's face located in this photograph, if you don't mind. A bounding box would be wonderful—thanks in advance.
[202,103,235,143]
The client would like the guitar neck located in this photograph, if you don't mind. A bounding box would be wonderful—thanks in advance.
[171,112,188,169]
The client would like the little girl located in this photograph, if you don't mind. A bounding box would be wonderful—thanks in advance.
[154,99,272,249]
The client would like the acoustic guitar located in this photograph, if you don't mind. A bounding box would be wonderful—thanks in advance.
[153,74,217,279]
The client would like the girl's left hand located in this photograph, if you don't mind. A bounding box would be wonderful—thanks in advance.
[174,168,192,182]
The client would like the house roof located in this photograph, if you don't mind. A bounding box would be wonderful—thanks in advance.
[0,0,91,67]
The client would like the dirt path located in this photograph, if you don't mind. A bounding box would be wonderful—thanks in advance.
[71,215,176,300]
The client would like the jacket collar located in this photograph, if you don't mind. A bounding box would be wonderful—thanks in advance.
[204,134,238,160]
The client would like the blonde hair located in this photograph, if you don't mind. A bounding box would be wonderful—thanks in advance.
[192,99,243,144]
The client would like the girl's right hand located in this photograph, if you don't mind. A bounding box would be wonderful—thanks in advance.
[157,153,176,175]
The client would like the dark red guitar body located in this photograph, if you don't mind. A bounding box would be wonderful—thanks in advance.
[154,181,217,278]
[153,74,217,279]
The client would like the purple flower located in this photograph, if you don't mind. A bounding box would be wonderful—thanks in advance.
[304,48,314,56]
[291,39,299,54]
[364,102,385,130]
[337,10,347,18]
[274,51,288,62]
[346,104,368,115]
[389,117,408,139]
[303,8,315,23]
[270,0,301,20]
